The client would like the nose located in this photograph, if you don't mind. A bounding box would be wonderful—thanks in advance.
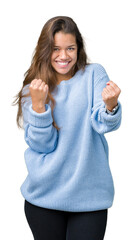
[59,50,68,59]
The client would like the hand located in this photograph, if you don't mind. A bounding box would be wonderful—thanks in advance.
[102,80,121,111]
[29,79,49,113]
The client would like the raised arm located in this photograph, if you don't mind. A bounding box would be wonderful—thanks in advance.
[90,64,122,134]
[21,80,58,153]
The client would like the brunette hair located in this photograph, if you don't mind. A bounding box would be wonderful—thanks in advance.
[12,16,89,130]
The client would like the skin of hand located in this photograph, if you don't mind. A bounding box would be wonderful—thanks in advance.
[102,80,121,111]
[29,79,49,113]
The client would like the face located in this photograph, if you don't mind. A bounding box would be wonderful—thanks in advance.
[51,31,78,82]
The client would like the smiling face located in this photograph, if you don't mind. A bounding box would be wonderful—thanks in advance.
[51,31,78,83]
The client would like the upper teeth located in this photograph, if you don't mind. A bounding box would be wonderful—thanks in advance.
[57,62,69,65]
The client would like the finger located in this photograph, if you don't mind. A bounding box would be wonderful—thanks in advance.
[106,80,118,91]
[43,84,49,93]
[103,88,109,95]
[107,82,121,96]
[30,79,38,87]
[39,81,45,90]
[105,86,118,99]
[44,86,48,98]
[105,85,116,95]
[34,79,43,88]
[35,79,42,87]
[102,88,109,100]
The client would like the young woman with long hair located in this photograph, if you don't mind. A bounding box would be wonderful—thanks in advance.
[13,16,122,240]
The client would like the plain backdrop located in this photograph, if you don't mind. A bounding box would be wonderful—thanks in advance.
[1,0,136,239]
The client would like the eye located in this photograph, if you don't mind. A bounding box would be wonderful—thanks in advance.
[54,48,59,51]
[68,47,75,51]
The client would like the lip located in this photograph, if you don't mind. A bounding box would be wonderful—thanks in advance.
[55,61,71,68]
[55,60,71,63]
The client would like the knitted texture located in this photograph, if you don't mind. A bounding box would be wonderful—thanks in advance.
[20,63,122,212]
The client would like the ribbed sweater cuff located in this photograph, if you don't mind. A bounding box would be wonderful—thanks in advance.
[28,104,53,127]
[99,101,122,123]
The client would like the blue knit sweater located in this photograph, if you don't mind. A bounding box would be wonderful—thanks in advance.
[20,63,122,212]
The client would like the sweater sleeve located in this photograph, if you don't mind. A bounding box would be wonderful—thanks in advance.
[90,64,122,134]
[21,85,58,153]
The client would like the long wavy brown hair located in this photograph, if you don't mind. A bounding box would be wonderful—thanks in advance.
[12,16,90,130]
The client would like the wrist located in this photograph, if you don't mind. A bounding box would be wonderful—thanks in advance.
[105,103,119,115]
[106,103,118,112]
[32,102,46,113]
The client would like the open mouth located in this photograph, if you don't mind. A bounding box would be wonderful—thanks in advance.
[55,61,71,67]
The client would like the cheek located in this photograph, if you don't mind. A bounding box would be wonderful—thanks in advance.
[51,54,57,68]
[51,53,55,62]
[73,50,78,60]
[73,53,77,63]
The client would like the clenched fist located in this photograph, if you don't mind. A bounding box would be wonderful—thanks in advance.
[102,80,121,111]
[29,79,49,113]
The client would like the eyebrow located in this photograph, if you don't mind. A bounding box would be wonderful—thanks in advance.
[54,44,76,47]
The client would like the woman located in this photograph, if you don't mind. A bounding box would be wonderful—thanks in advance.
[14,16,122,240]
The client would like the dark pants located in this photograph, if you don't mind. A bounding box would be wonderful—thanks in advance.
[24,200,108,240]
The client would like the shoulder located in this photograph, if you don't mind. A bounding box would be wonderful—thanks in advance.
[85,63,107,76]
[76,63,109,84]
[85,63,109,83]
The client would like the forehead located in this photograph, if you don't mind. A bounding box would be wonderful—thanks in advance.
[53,31,76,46]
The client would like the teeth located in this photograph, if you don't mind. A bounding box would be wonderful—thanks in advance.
[57,62,69,65]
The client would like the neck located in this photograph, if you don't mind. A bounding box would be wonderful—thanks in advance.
[56,73,73,85]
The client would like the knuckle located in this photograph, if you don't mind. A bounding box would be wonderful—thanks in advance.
[38,79,42,83]
[29,84,33,89]
[38,86,42,90]
[32,79,37,83]
[118,88,121,94]
[42,83,46,87]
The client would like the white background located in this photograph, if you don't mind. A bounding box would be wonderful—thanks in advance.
[1,0,136,239]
